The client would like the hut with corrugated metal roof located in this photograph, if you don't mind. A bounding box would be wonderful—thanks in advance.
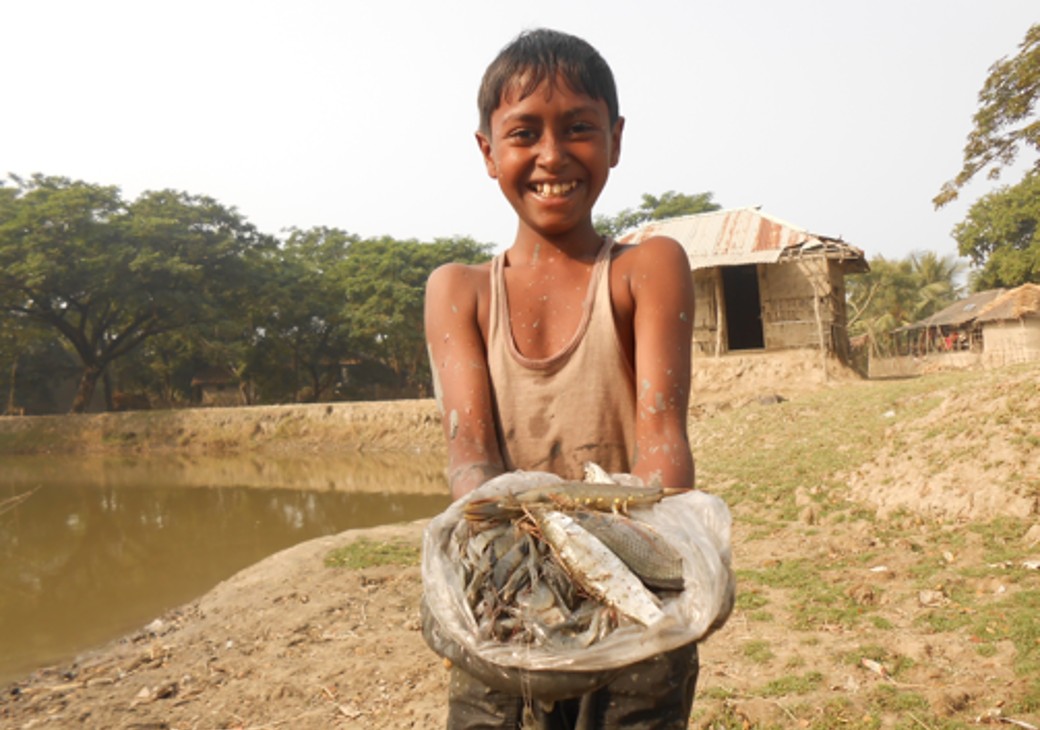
[620,207,868,364]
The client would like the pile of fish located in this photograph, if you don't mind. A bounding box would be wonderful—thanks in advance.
[448,474,688,651]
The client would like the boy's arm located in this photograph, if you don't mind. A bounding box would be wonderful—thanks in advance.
[424,263,505,500]
[627,236,696,489]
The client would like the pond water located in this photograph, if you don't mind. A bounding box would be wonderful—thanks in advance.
[0,453,451,685]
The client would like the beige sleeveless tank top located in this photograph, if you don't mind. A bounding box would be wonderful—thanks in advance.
[487,238,636,479]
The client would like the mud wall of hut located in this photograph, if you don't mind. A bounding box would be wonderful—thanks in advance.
[690,259,850,360]
[759,260,836,351]
[981,319,1040,368]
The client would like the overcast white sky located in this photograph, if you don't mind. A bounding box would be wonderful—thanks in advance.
[4,1,1037,263]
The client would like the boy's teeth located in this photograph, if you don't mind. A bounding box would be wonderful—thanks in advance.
[536,181,577,197]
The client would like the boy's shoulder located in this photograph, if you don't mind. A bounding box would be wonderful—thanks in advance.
[611,235,688,273]
[425,259,492,309]
[608,235,692,329]
[428,259,492,285]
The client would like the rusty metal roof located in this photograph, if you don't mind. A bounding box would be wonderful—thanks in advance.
[895,288,1008,332]
[618,207,868,272]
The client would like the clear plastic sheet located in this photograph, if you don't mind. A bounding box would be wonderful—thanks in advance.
[421,471,735,700]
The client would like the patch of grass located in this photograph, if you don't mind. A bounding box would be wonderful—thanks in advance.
[1012,675,1040,714]
[868,683,929,713]
[916,606,973,634]
[1007,591,1040,677]
[906,553,946,584]
[844,645,915,680]
[918,584,1040,684]
[966,589,1040,679]
[846,644,889,665]
[735,590,769,611]
[852,549,880,566]
[742,640,775,663]
[801,698,877,729]
[975,642,997,658]
[697,372,994,525]
[969,517,1034,564]
[739,560,869,629]
[759,670,824,697]
[697,685,737,701]
[735,588,776,622]
[747,610,775,622]
[324,538,420,569]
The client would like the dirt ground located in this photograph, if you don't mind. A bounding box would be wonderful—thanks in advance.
[2,353,1039,729]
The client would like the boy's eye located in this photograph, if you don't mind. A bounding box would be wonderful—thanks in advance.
[506,128,537,143]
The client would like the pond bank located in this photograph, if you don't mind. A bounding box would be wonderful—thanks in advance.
[0,399,446,457]
[0,349,864,458]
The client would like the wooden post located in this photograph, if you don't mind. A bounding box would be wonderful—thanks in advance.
[800,260,829,382]
[714,269,726,358]
[812,290,828,381]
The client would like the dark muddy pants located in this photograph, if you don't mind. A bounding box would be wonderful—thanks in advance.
[446,642,699,730]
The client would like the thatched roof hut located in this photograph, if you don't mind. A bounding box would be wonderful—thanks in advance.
[975,284,1040,367]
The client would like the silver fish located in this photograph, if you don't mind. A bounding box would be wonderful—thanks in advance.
[533,509,664,627]
[569,510,684,591]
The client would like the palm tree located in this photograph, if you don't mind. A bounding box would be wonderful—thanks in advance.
[847,251,965,357]
[910,251,966,321]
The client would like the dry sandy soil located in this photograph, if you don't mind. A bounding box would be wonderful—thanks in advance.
[2,353,1039,729]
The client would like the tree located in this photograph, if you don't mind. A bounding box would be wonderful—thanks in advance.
[847,251,964,356]
[908,250,967,313]
[594,190,721,238]
[260,226,360,402]
[0,175,276,412]
[952,169,1040,288]
[341,236,492,396]
[935,24,1040,208]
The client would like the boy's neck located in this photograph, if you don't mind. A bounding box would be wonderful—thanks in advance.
[508,222,605,265]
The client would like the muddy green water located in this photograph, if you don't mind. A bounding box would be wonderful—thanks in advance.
[0,453,451,685]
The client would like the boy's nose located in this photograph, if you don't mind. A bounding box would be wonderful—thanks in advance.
[536,134,567,169]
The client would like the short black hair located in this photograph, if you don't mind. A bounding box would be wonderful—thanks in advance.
[477,28,619,136]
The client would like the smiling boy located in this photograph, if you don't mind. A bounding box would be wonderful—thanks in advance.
[424,28,699,729]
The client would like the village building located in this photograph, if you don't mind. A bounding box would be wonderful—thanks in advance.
[975,283,1040,368]
[190,367,245,407]
[872,283,1040,377]
[620,207,869,379]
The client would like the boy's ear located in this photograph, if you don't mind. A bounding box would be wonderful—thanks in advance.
[610,116,625,168]
[475,131,498,179]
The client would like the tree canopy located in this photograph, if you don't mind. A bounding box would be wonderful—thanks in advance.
[952,169,1040,288]
[0,174,494,413]
[256,226,360,403]
[594,190,721,238]
[0,175,276,411]
[340,235,491,396]
[847,251,965,356]
[935,23,1040,208]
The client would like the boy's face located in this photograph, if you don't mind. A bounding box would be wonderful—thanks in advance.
[476,75,624,241]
